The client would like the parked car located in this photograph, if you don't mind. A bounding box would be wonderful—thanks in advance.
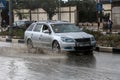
[13,20,33,30]
[24,20,96,54]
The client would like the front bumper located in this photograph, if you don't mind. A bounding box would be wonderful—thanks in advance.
[60,42,96,52]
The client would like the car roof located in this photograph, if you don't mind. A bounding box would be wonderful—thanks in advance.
[15,20,33,22]
[36,20,69,25]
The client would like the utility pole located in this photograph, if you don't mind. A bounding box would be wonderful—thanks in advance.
[110,0,112,20]
[58,0,61,20]
[29,0,32,21]
[68,0,71,22]
[9,0,13,38]
[96,0,102,31]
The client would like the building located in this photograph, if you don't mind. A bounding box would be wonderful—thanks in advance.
[102,0,120,28]
[112,0,120,28]
[102,1,112,20]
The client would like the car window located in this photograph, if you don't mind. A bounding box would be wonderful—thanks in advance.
[42,25,50,32]
[16,21,19,25]
[16,21,24,26]
[33,24,42,32]
[13,22,17,26]
[25,21,33,24]
[26,23,35,31]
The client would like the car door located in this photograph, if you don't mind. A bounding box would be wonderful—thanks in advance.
[41,24,52,48]
[31,23,42,47]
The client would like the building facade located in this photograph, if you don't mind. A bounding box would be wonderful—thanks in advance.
[13,6,77,23]
[112,0,120,27]
[13,0,120,27]
[102,0,120,28]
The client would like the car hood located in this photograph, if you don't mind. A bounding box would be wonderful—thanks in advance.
[56,32,93,39]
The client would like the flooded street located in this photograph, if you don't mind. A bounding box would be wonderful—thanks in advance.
[0,42,120,80]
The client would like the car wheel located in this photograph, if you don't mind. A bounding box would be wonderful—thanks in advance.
[27,39,35,53]
[52,41,61,53]
[27,39,33,49]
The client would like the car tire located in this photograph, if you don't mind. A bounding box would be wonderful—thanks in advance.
[52,41,61,53]
[27,39,33,49]
[27,39,34,53]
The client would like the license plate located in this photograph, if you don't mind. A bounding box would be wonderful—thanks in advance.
[76,42,90,46]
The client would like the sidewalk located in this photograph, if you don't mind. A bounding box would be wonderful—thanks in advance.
[82,25,120,35]
[79,22,120,32]
[95,46,120,53]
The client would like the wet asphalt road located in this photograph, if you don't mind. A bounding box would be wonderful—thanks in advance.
[0,42,120,80]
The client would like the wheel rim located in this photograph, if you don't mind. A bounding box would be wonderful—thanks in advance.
[27,40,33,49]
[52,41,60,53]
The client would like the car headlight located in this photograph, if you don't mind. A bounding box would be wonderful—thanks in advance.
[91,37,95,41]
[61,37,74,43]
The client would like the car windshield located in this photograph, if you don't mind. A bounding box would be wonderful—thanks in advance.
[25,21,33,24]
[51,24,81,33]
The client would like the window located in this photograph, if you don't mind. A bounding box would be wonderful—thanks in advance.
[33,24,42,32]
[42,25,49,32]
[51,24,81,33]
[26,23,35,31]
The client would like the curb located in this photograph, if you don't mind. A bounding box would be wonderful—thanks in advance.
[101,32,116,34]
[6,38,25,43]
[95,46,120,53]
[0,37,24,43]
[113,48,120,53]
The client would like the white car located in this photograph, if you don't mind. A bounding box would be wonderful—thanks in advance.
[24,20,96,54]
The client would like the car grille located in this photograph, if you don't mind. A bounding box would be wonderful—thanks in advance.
[75,38,91,47]
[75,38,90,43]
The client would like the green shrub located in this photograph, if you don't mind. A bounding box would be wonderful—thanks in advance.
[0,28,25,39]
[83,29,102,40]
[96,34,120,48]
[84,29,120,48]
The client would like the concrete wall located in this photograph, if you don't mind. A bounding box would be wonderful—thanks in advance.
[112,7,120,26]
[14,6,77,23]
[14,8,48,21]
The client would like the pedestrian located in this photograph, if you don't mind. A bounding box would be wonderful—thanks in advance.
[98,22,100,31]
[108,19,113,33]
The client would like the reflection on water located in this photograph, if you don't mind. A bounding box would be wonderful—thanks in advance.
[0,57,27,80]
